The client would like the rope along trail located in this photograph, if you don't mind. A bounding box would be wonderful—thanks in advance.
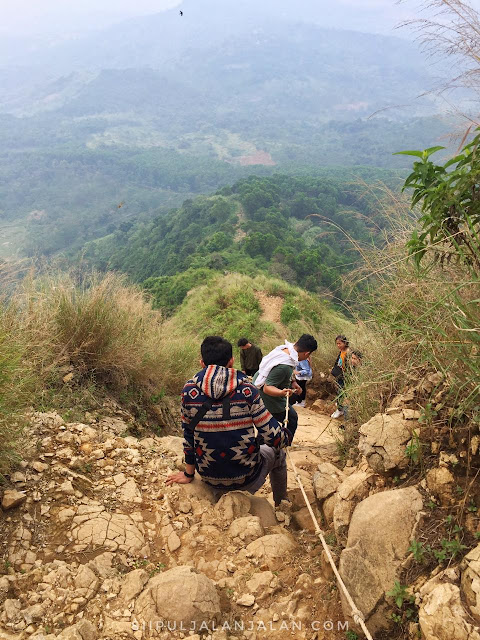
[285,395,374,640]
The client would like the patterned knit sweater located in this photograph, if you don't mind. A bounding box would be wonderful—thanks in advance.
[182,365,292,489]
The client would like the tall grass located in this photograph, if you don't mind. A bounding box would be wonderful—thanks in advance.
[14,272,169,390]
[342,188,480,428]
[0,308,31,475]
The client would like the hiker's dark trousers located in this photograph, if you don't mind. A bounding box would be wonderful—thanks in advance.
[212,445,288,506]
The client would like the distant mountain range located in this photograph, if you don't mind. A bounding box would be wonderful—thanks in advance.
[0,0,438,119]
[0,0,456,259]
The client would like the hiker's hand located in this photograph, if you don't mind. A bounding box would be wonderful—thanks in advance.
[292,381,302,394]
[282,388,294,397]
[166,471,193,485]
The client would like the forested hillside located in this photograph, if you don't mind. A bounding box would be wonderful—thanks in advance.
[85,172,397,311]
[0,0,453,259]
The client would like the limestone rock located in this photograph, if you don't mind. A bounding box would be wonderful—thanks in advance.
[322,493,338,525]
[358,413,414,474]
[312,462,346,501]
[333,470,372,543]
[292,506,318,533]
[3,599,21,622]
[118,478,142,503]
[134,566,220,624]
[461,543,480,623]
[73,565,99,597]
[22,604,44,624]
[178,478,216,503]
[236,593,255,606]
[0,576,9,603]
[246,533,297,570]
[426,467,455,506]
[2,490,26,510]
[71,508,146,554]
[228,516,264,543]
[245,571,279,600]
[249,496,277,528]
[339,486,423,633]
[120,569,149,602]
[214,491,251,523]
[31,461,48,473]
[161,522,182,552]
[419,581,480,640]
[58,620,97,640]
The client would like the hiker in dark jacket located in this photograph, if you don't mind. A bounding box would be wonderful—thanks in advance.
[166,336,292,505]
[237,338,263,376]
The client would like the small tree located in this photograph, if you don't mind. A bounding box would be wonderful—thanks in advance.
[396,129,480,272]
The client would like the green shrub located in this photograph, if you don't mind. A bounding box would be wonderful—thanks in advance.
[280,301,301,325]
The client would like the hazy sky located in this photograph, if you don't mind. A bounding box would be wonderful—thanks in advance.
[0,0,417,36]
[1,0,480,38]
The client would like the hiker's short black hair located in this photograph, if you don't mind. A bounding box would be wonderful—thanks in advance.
[237,338,249,347]
[335,334,349,346]
[350,349,363,360]
[201,336,233,367]
[295,334,318,353]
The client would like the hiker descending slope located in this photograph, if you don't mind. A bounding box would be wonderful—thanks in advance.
[166,336,293,505]
[331,334,349,419]
[237,337,263,376]
[253,334,318,441]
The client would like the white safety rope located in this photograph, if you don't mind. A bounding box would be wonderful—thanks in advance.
[284,393,374,640]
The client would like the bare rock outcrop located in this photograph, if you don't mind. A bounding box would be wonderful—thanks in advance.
[312,462,346,501]
[461,543,480,623]
[339,486,423,633]
[419,567,480,640]
[358,412,416,474]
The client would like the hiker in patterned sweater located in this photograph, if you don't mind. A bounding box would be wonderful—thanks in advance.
[166,336,293,505]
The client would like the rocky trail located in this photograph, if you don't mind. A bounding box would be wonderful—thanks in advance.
[0,404,350,640]
[2,384,480,640]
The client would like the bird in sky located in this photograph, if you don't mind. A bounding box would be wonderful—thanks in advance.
[179,10,183,16]
[117,202,125,208]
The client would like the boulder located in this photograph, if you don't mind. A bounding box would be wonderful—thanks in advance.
[228,516,264,543]
[134,566,220,624]
[312,462,346,501]
[339,486,423,633]
[249,496,277,528]
[214,491,251,523]
[246,533,297,570]
[358,413,414,474]
[333,470,373,543]
[179,478,216,504]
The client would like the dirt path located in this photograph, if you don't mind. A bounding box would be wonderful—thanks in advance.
[255,291,287,342]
